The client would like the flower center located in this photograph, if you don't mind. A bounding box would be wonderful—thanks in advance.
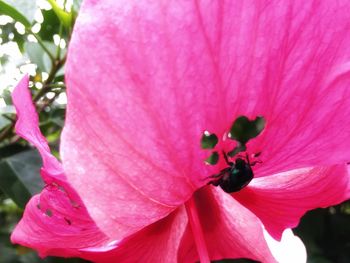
[200,116,265,193]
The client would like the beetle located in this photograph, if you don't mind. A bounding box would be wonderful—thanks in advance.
[209,151,256,193]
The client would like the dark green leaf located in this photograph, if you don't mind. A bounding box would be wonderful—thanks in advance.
[0,144,29,159]
[0,116,10,131]
[201,133,218,149]
[1,89,12,105]
[39,9,61,41]
[0,22,25,51]
[13,28,25,52]
[3,0,36,23]
[0,0,31,28]
[205,151,219,165]
[0,54,9,66]
[227,144,247,157]
[294,204,350,263]
[229,116,265,144]
[48,257,90,263]
[0,246,19,263]
[307,256,332,263]
[0,150,44,208]
[0,161,32,208]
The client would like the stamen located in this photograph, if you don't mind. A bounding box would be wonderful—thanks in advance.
[185,197,210,263]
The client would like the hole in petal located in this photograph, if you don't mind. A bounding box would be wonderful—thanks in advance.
[58,185,66,193]
[202,115,266,193]
[70,200,81,209]
[253,152,262,158]
[201,131,218,149]
[205,152,219,165]
[64,217,72,225]
[227,143,247,157]
[229,116,266,145]
[45,209,53,217]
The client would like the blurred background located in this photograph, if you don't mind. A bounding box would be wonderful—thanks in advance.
[0,1,349,262]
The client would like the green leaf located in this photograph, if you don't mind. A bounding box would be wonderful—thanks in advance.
[24,41,65,72]
[0,105,15,114]
[39,9,60,41]
[46,0,72,29]
[205,151,219,165]
[0,54,9,66]
[0,246,19,263]
[0,0,31,28]
[72,0,82,13]
[201,132,218,149]
[227,144,247,157]
[0,116,10,131]
[3,0,37,23]
[0,22,25,52]
[307,256,333,263]
[25,42,48,72]
[0,105,15,130]
[0,144,30,159]
[0,150,44,208]
[229,116,265,144]
[1,89,12,105]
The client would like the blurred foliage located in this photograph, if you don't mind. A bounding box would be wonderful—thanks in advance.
[0,0,86,262]
[0,1,349,263]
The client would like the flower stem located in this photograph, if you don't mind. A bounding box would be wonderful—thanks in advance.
[26,29,56,63]
[185,197,210,263]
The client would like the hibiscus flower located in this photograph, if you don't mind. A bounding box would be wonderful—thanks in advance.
[11,0,350,262]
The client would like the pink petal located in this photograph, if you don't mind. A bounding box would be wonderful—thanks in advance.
[68,188,305,263]
[12,75,59,174]
[64,0,350,237]
[11,76,110,258]
[11,189,109,258]
[234,165,350,240]
[178,187,303,262]
[78,208,187,263]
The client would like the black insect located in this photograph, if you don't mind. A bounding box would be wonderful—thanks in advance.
[209,151,257,193]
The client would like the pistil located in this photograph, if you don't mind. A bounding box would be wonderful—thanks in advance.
[185,197,210,263]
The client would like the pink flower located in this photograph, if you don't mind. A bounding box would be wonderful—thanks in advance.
[11,0,350,262]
